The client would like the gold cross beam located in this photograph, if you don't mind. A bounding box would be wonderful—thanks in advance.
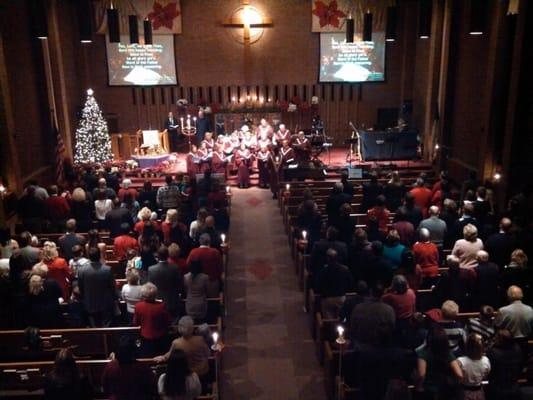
[222,1,272,43]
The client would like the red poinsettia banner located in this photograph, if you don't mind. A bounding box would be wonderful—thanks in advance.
[95,0,182,35]
[311,0,395,33]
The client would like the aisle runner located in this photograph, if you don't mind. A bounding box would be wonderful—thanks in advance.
[220,187,324,400]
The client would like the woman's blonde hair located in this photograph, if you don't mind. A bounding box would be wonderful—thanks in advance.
[510,249,528,268]
[165,209,178,224]
[126,268,140,285]
[32,263,49,278]
[168,243,181,259]
[71,187,86,202]
[463,224,478,242]
[138,207,152,222]
[441,300,459,320]
[42,242,59,262]
[29,275,44,296]
[140,282,157,301]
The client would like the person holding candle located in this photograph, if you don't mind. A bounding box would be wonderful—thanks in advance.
[256,146,271,188]
[235,143,253,189]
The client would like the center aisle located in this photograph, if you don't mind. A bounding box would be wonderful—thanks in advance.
[220,187,325,400]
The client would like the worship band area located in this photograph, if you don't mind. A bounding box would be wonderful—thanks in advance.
[0,1,532,400]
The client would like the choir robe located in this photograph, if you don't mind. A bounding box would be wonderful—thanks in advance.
[293,137,311,162]
[242,136,257,152]
[274,130,291,148]
[235,149,253,187]
[257,138,272,151]
[255,125,274,141]
[256,149,271,187]
[202,138,215,152]
[186,151,201,176]
[279,147,295,165]
[211,151,228,176]
[268,154,281,197]
[197,149,212,173]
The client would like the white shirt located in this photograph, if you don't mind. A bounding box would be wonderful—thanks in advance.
[157,372,202,400]
[458,356,490,386]
[94,199,113,220]
[121,284,143,313]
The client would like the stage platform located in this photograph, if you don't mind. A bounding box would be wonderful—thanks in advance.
[122,148,431,189]
[131,154,170,168]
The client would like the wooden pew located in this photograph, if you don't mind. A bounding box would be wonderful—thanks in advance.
[0,357,219,399]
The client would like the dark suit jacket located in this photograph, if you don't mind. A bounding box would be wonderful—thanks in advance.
[165,117,178,131]
[485,232,516,269]
[148,261,183,314]
[326,192,351,226]
[105,208,133,238]
[20,245,41,269]
[310,239,348,275]
[78,262,116,314]
[58,233,85,261]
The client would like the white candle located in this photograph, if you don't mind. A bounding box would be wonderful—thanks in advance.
[337,325,344,338]
[212,331,219,344]
[187,118,191,129]
[221,233,226,243]
[180,117,184,127]
[275,156,279,163]
[302,230,307,240]
[226,185,230,193]
[232,96,236,102]
[0,184,5,194]
[285,183,290,191]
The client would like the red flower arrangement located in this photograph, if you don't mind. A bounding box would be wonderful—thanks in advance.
[312,0,346,28]
[147,1,180,31]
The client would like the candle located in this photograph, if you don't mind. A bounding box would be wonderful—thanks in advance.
[337,325,344,338]
[0,184,5,194]
[302,230,307,240]
[259,96,264,103]
[247,95,250,101]
[187,117,191,129]
[180,117,184,127]
[193,117,197,128]
[285,183,290,191]
[226,185,230,193]
[275,156,279,163]
[212,331,219,344]
[232,96,236,102]
[221,233,226,243]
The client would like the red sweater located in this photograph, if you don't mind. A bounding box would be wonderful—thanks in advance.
[45,196,70,220]
[113,235,139,261]
[382,288,416,320]
[413,241,440,277]
[133,301,170,339]
[409,187,433,217]
[187,246,223,281]
[45,258,71,300]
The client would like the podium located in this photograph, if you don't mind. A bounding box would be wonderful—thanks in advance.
[110,130,170,160]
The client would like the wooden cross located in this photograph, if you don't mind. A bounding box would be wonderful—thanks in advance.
[222,0,273,43]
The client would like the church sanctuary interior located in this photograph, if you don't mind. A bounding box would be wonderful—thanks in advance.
[1,0,533,399]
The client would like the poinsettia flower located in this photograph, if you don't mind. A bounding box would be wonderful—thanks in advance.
[147,1,180,31]
[312,0,346,28]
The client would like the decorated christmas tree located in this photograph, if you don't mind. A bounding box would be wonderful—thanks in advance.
[74,89,113,164]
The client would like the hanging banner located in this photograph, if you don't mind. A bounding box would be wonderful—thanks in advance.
[95,0,182,35]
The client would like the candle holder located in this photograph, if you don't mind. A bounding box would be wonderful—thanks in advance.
[336,325,346,400]
[180,115,197,151]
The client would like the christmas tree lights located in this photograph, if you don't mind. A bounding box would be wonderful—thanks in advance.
[74,89,113,164]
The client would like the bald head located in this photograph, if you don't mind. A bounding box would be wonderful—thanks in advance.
[476,250,489,262]
[507,285,523,302]
[429,206,439,217]
[500,218,512,233]
[419,227,430,242]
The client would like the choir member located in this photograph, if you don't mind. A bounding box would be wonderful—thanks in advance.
[202,132,215,152]
[256,134,271,152]
[197,142,212,173]
[255,118,274,141]
[211,144,229,176]
[273,124,291,148]
[235,143,253,188]
[268,152,281,199]
[256,146,271,189]
[228,130,241,151]
[279,140,295,165]
[186,145,201,176]
[242,130,257,151]
[292,131,311,162]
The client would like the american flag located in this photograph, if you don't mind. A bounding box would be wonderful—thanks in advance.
[54,123,65,184]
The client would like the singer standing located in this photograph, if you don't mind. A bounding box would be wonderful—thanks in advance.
[164,112,180,153]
